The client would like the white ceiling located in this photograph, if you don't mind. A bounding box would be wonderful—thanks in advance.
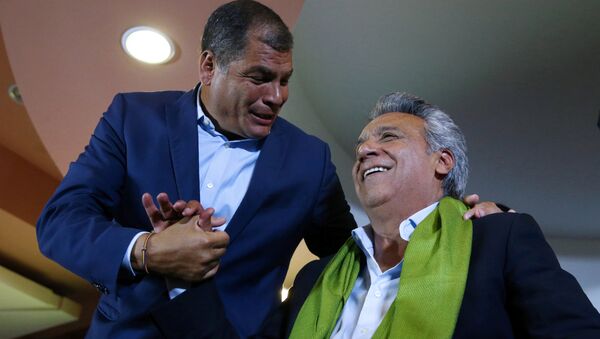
[292,0,600,238]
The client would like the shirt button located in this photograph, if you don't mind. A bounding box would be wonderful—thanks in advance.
[224,143,230,148]
[359,328,367,335]
[374,291,382,298]
[203,119,209,126]
[207,182,214,189]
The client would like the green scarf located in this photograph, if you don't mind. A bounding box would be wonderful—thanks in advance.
[289,197,472,339]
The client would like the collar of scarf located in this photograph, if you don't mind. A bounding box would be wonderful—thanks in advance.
[289,197,472,339]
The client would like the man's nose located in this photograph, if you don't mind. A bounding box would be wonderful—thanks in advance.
[264,82,285,108]
[356,139,380,161]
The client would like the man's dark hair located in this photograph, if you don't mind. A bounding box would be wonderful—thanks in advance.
[201,0,293,69]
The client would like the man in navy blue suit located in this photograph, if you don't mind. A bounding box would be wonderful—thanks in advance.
[37,1,357,337]
[36,1,498,338]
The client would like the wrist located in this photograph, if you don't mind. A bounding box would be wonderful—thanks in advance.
[131,232,151,272]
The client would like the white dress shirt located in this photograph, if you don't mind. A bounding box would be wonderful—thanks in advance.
[330,202,439,339]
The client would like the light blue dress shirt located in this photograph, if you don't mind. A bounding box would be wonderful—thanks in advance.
[167,90,262,298]
[195,104,262,231]
[330,202,439,339]
[123,88,262,299]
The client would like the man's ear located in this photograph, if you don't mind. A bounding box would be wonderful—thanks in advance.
[435,149,455,176]
[198,51,216,85]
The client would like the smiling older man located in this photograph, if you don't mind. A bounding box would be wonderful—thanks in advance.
[285,92,600,339]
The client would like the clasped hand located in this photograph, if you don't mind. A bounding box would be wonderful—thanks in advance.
[131,193,229,282]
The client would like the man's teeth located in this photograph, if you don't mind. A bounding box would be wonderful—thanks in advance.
[363,167,388,179]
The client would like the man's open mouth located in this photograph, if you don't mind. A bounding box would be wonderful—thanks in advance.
[363,166,389,179]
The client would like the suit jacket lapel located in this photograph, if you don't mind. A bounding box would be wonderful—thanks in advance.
[165,86,200,201]
[225,121,289,243]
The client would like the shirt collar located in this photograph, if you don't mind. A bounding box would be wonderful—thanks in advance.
[398,201,439,241]
[352,201,439,250]
[196,86,216,133]
[351,201,439,275]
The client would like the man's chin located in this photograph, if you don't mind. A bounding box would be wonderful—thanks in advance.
[245,126,272,139]
[359,191,391,210]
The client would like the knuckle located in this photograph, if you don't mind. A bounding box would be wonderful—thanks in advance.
[194,234,210,247]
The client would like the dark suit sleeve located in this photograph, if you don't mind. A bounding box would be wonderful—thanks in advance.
[303,144,356,257]
[505,214,600,338]
[36,94,141,298]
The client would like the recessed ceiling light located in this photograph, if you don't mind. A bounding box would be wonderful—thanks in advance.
[121,26,175,64]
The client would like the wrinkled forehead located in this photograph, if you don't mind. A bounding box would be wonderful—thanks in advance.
[357,112,425,143]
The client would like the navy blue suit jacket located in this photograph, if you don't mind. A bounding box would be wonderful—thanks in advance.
[160,213,600,338]
[36,86,356,338]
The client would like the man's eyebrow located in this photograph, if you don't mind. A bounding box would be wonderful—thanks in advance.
[240,66,274,77]
[240,66,293,79]
[373,125,400,135]
[355,125,401,147]
[355,136,366,147]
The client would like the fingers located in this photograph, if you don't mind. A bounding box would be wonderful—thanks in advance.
[463,194,480,207]
[195,208,227,232]
[172,200,187,214]
[196,208,213,232]
[463,202,503,220]
[146,220,229,282]
[157,193,177,219]
[212,216,226,227]
[203,263,220,280]
[182,200,204,217]
[463,208,476,220]
[156,194,205,220]
[176,230,229,282]
[198,233,229,280]
[208,230,230,249]
[142,193,163,225]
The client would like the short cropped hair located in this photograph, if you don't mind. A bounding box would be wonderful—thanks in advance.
[369,92,469,199]
[201,0,293,69]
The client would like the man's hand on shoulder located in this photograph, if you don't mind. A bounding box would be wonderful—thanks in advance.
[132,193,229,281]
[462,194,516,220]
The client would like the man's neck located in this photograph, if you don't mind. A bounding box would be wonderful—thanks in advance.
[199,88,244,141]
[367,195,442,271]
[373,232,408,272]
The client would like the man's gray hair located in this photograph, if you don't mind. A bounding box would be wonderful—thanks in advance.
[369,92,468,199]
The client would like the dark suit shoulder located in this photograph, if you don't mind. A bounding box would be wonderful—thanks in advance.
[473,212,600,337]
[471,212,543,243]
[472,211,532,229]
[100,89,194,131]
[116,89,187,104]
